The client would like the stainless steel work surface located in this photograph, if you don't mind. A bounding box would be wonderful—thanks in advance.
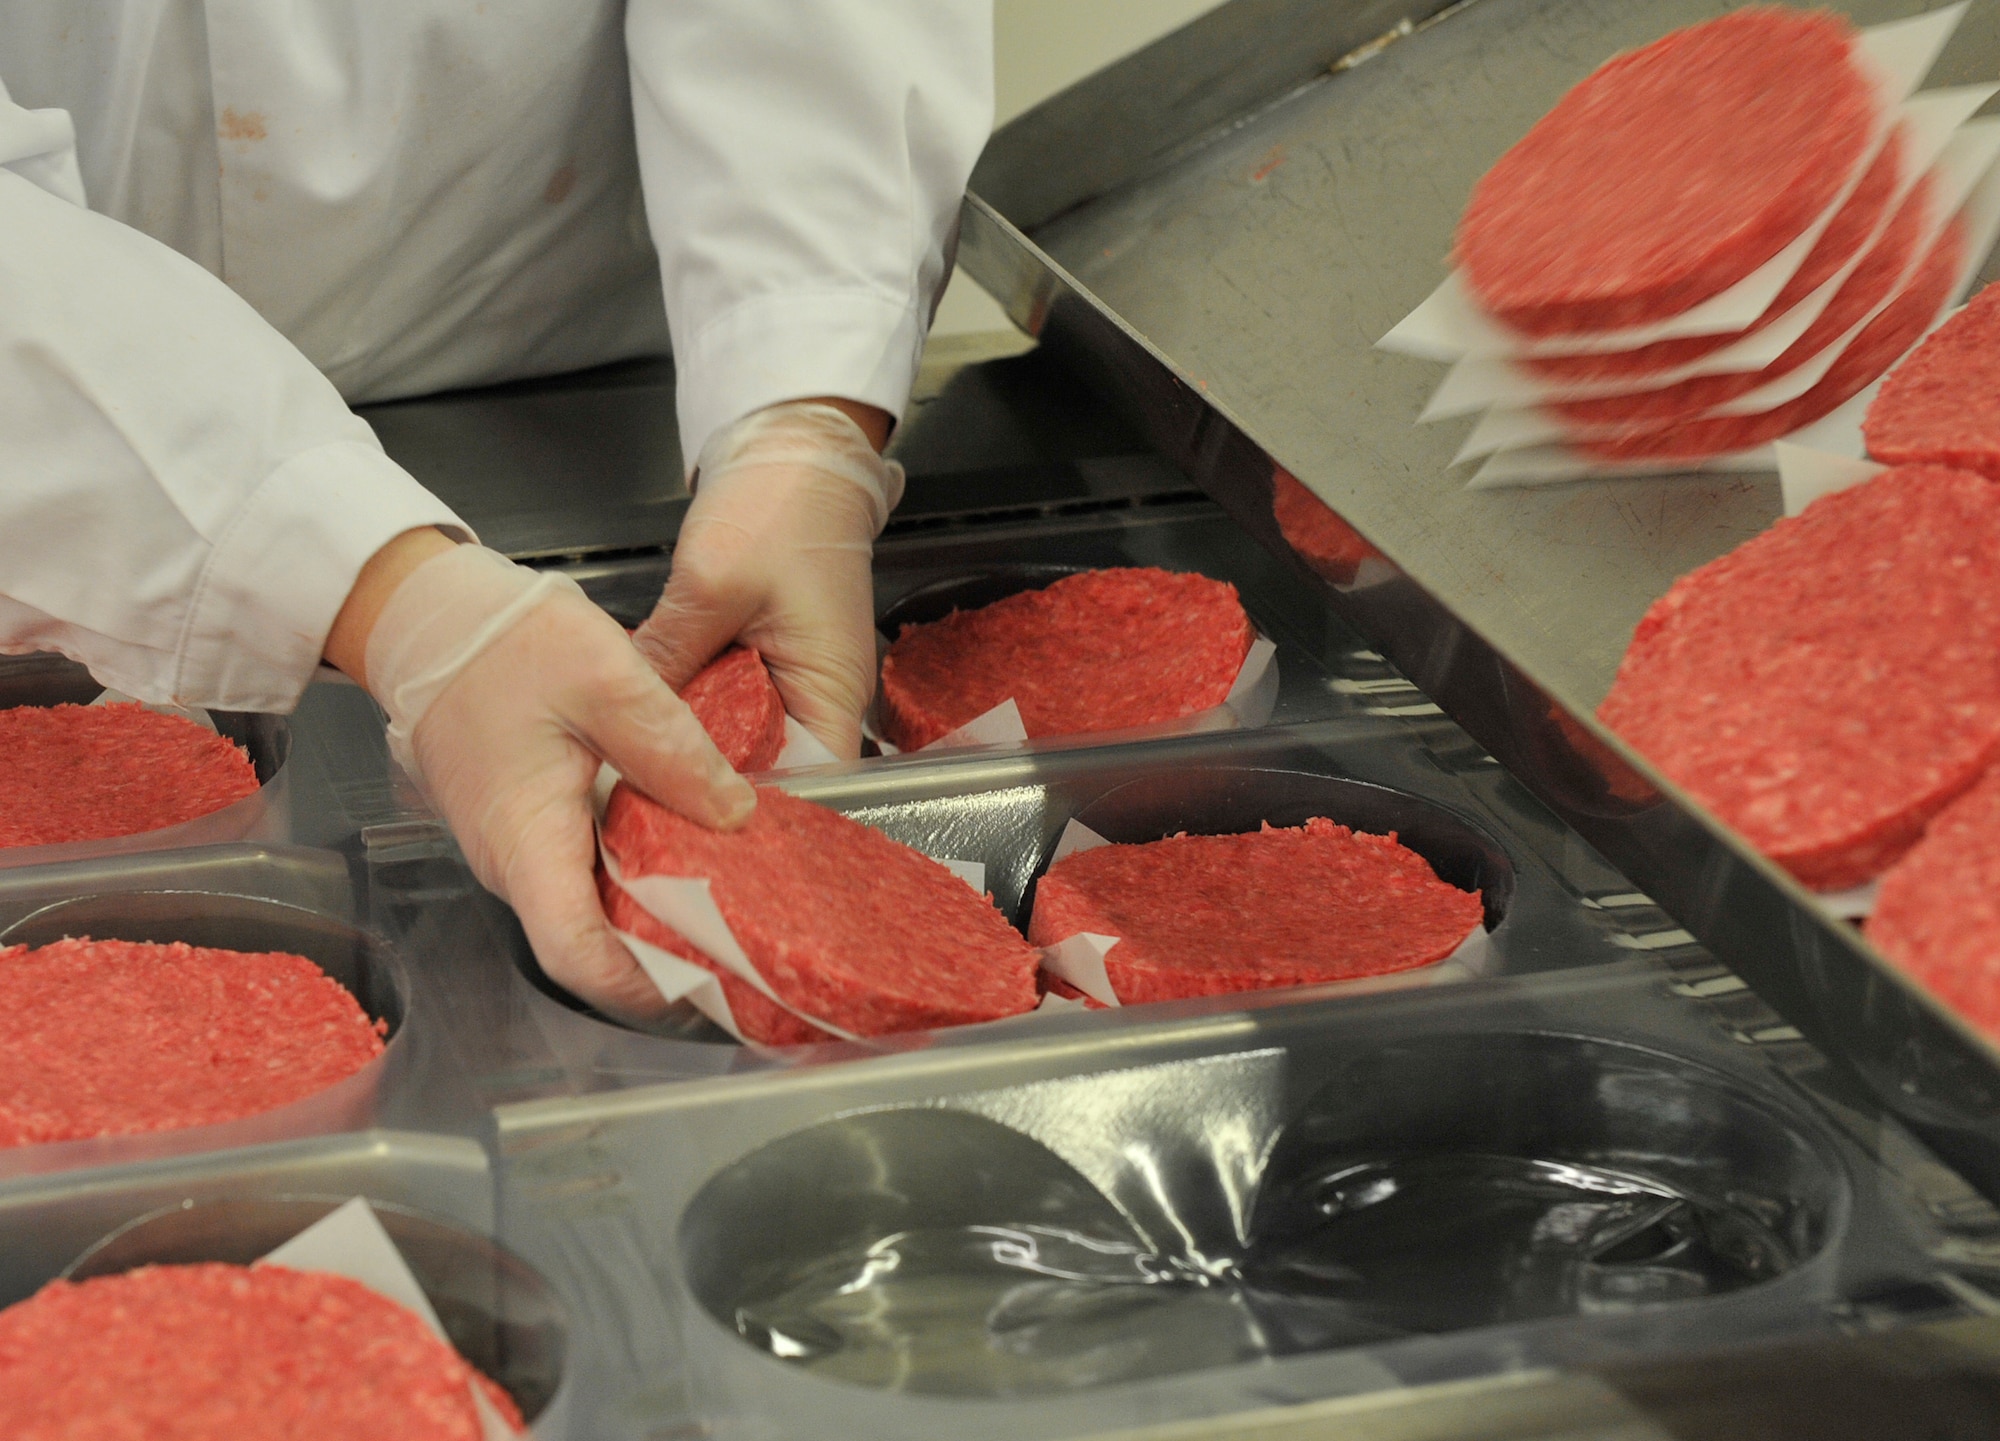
[355,347,1182,561]
[977,0,2000,713]
[959,0,2000,1214]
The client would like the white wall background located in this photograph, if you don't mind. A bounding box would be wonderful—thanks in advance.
[929,0,1228,338]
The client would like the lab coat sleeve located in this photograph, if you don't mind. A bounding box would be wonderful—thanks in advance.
[0,85,470,713]
[626,0,994,467]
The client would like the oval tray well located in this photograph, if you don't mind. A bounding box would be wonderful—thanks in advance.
[66,1194,568,1428]
[0,893,410,1178]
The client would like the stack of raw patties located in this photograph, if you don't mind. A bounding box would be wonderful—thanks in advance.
[1380,5,2000,488]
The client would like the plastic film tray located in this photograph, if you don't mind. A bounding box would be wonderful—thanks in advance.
[493,963,2000,1441]
[0,508,1993,1438]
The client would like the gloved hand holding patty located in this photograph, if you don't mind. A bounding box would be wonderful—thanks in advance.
[633,400,903,759]
[330,530,755,1023]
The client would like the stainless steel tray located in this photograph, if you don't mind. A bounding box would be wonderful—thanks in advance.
[957,0,2000,1202]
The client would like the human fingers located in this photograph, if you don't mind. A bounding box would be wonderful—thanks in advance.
[756,546,878,760]
[561,642,757,829]
[490,770,676,1025]
[630,513,762,692]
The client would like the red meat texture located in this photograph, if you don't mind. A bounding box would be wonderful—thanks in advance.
[680,646,786,772]
[1272,469,1380,586]
[1028,818,1483,1005]
[1552,156,1928,432]
[879,567,1254,751]
[1870,767,2000,1038]
[0,938,386,1147]
[1866,278,2000,480]
[0,703,259,849]
[1527,120,1908,384]
[600,782,1040,1042]
[0,1263,522,1440]
[1573,211,1966,463]
[1457,8,1872,336]
[1599,464,2000,890]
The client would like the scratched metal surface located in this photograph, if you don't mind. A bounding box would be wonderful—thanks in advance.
[1021,0,2000,711]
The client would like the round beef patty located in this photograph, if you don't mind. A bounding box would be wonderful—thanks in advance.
[1870,767,2000,1040]
[0,1263,521,1439]
[879,567,1254,750]
[1551,155,1931,433]
[601,783,1040,1042]
[0,938,385,1146]
[1029,818,1483,1005]
[1599,464,2000,889]
[1571,207,1966,462]
[0,703,259,849]
[1526,120,1908,384]
[1457,8,1874,336]
[1866,277,2000,479]
[680,646,786,772]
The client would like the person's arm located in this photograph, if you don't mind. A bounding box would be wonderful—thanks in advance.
[626,0,992,467]
[623,0,993,753]
[0,83,749,1023]
[0,86,463,708]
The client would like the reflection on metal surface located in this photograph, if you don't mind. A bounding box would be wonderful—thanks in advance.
[680,1031,1840,1398]
[731,1222,1264,1395]
[1246,1153,1796,1340]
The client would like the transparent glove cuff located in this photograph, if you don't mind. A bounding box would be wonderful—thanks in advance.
[693,401,906,536]
[363,544,580,780]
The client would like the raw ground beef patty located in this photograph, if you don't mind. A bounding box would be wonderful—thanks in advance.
[600,782,1040,1043]
[681,646,785,772]
[1456,8,1874,336]
[878,567,1255,750]
[0,1263,522,1440]
[1272,469,1381,587]
[0,703,259,849]
[1028,819,1483,1005]
[1551,153,1929,432]
[1870,768,2000,1039]
[1865,278,2000,479]
[0,938,386,1146]
[1527,120,1909,385]
[1598,464,2000,889]
[1573,209,1966,463]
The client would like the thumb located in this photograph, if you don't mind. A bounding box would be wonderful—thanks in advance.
[631,556,758,694]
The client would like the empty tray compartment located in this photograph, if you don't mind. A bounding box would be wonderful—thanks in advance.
[677,1029,1842,1399]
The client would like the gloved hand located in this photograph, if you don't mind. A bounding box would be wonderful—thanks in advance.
[362,542,754,1023]
[632,401,905,758]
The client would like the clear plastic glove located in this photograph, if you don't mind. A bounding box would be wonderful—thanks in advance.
[364,543,755,1023]
[632,401,905,758]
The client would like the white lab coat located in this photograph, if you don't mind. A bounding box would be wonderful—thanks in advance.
[0,1,991,711]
